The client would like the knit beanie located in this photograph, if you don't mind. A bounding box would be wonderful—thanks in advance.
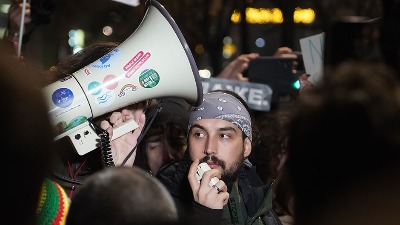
[36,179,70,225]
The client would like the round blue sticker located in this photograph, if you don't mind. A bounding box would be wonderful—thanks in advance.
[52,88,74,108]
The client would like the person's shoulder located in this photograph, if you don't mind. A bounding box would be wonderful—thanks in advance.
[157,159,191,183]
[241,162,265,187]
[157,161,180,179]
[156,158,193,199]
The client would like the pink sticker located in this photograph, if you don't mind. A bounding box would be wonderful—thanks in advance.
[123,51,144,71]
[125,52,151,79]
[103,75,118,90]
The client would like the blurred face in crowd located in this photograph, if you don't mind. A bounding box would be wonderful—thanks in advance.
[145,135,174,175]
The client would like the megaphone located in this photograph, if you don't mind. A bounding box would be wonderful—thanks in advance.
[43,0,203,156]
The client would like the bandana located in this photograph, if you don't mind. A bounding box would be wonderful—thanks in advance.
[188,92,252,141]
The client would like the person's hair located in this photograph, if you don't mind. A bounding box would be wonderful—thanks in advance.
[66,166,179,225]
[136,122,187,172]
[251,110,293,217]
[287,60,400,224]
[135,98,190,173]
[251,110,291,183]
[44,41,119,84]
[0,40,56,225]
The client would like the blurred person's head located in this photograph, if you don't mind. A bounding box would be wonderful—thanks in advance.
[0,40,56,225]
[287,60,400,225]
[66,166,178,225]
[135,98,190,175]
[251,109,291,184]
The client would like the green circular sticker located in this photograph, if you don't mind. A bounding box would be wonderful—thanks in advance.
[139,69,160,88]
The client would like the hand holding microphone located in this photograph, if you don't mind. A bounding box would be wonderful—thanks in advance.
[188,159,229,209]
[196,162,221,192]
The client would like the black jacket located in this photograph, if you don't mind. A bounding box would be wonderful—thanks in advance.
[156,155,282,225]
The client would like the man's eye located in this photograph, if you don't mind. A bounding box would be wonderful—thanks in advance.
[194,132,205,138]
[220,134,230,139]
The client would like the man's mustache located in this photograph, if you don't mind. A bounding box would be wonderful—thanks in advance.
[200,155,225,169]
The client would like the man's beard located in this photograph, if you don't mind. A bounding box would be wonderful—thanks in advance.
[200,154,244,184]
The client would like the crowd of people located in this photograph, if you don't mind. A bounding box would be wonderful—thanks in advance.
[3,0,400,225]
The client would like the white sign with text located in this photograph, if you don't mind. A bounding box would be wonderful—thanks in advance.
[300,32,325,86]
[201,77,273,112]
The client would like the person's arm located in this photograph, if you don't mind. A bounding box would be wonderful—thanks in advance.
[6,1,31,42]
[5,0,32,56]
[99,102,146,166]
[191,201,223,225]
[273,47,300,74]
[273,47,298,59]
[298,73,315,95]
[217,53,259,81]
[217,47,299,82]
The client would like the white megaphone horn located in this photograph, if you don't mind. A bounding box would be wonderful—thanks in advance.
[43,0,203,156]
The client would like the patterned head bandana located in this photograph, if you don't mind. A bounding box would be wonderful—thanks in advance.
[188,91,252,141]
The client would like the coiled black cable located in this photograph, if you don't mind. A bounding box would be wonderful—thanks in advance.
[100,128,115,167]
[88,118,115,167]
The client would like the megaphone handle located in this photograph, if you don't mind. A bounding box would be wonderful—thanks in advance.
[110,119,139,141]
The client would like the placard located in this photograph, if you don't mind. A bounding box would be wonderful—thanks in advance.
[201,77,273,112]
[300,32,325,85]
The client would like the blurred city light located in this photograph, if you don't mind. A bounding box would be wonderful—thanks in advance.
[255,38,266,48]
[195,44,205,54]
[231,8,283,24]
[102,26,113,36]
[0,4,10,14]
[292,80,301,89]
[231,7,315,24]
[222,44,237,58]
[199,69,211,78]
[68,29,85,48]
[294,8,316,24]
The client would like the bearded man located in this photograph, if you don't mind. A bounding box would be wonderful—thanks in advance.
[156,90,282,225]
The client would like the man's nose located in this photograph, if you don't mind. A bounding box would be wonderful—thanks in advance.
[204,136,217,155]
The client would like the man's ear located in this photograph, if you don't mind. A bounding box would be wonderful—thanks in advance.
[244,137,252,158]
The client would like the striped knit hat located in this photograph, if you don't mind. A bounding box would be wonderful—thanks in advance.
[36,179,70,225]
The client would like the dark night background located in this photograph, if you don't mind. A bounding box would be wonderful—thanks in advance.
[1,0,395,76]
